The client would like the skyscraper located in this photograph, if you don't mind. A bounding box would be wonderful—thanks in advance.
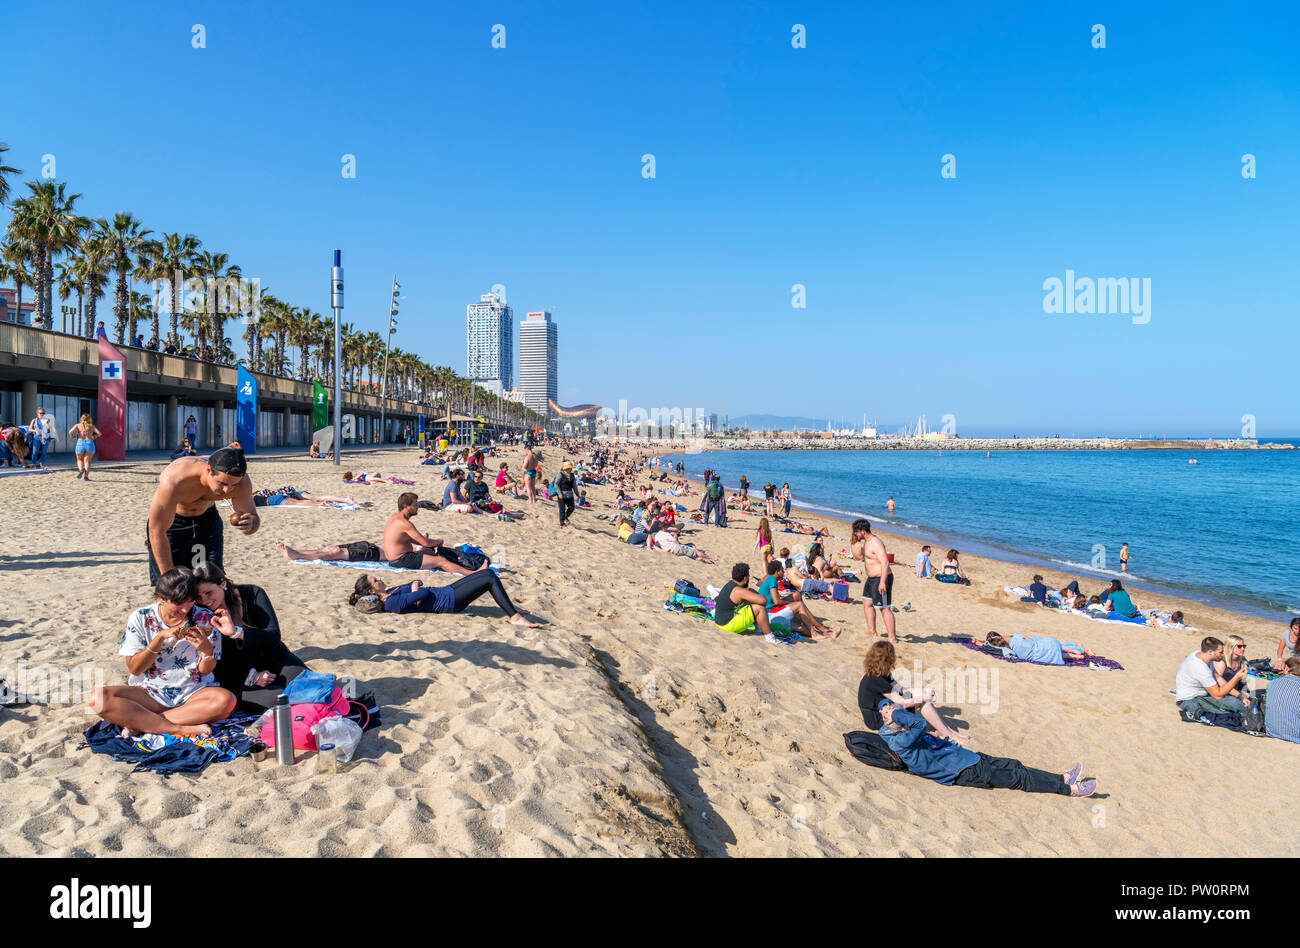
[466,292,513,394]
[519,310,558,419]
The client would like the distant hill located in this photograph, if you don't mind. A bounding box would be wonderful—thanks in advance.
[728,413,829,431]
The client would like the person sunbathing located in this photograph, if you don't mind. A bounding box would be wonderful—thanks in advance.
[253,486,371,508]
[878,703,1096,797]
[973,631,1094,665]
[195,563,308,712]
[649,528,718,563]
[87,568,238,738]
[348,573,539,627]
[1146,610,1186,628]
[309,441,323,459]
[858,640,966,742]
[807,541,842,578]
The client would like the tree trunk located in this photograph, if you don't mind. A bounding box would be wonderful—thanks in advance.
[168,278,181,348]
[113,266,129,343]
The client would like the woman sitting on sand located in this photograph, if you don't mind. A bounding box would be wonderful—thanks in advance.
[1212,634,1250,702]
[1273,617,1300,671]
[1103,580,1139,617]
[495,462,519,496]
[195,563,309,712]
[938,549,970,584]
[973,631,1094,666]
[858,641,967,742]
[88,568,237,738]
[348,573,539,627]
[807,542,842,579]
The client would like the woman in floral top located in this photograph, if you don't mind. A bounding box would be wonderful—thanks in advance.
[88,568,237,738]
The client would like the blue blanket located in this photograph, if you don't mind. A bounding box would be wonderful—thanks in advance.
[81,715,259,775]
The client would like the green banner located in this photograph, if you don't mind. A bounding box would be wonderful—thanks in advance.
[312,379,329,431]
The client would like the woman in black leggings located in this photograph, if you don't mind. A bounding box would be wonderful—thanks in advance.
[349,571,540,627]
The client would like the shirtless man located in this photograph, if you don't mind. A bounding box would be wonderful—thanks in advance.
[852,518,896,642]
[382,492,486,574]
[146,447,257,583]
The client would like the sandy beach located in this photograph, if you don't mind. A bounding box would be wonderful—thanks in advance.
[1,443,1296,858]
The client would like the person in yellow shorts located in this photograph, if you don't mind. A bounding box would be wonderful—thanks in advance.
[712,563,780,638]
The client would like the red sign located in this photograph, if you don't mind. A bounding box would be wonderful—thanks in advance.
[97,336,126,460]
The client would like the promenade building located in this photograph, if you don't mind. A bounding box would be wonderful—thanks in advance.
[466,293,513,396]
[519,310,557,420]
[0,323,511,455]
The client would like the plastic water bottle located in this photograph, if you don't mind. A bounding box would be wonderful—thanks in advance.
[273,694,294,765]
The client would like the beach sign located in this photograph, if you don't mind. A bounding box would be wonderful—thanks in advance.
[236,365,258,454]
[312,378,329,432]
[96,337,126,460]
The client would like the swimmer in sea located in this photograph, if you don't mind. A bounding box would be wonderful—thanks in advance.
[886,497,896,513]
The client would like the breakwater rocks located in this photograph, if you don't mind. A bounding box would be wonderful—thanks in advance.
[698,438,1294,451]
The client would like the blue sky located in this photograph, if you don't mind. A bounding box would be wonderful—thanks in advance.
[4,0,1298,436]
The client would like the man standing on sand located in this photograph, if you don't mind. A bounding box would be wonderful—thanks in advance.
[146,447,258,583]
[852,518,896,643]
[382,492,487,573]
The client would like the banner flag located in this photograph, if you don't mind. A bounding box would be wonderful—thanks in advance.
[312,379,329,432]
[96,336,126,460]
[236,365,258,454]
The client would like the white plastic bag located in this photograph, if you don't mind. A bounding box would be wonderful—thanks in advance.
[310,714,363,763]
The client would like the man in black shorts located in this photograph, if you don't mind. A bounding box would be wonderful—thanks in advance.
[382,493,488,574]
[273,539,383,563]
[852,518,896,643]
[147,447,257,583]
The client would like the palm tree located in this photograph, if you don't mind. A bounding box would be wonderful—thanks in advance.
[127,290,153,346]
[68,235,111,338]
[0,237,33,325]
[190,250,238,362]
[93,212,153,343]
[138,232,201,348]
[9,181,88,328]
[0,143,19,207]
[55,259,80,333]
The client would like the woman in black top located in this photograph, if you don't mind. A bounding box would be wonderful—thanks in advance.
[858,640,968,742]
[194,564,308,711]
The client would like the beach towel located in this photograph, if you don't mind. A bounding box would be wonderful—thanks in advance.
[950,636,1124,671]
[80,715,259,775]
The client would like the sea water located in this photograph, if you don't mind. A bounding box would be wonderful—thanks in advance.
[674,447,1300,622]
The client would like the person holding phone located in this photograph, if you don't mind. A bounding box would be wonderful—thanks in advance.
[87,568,237,738]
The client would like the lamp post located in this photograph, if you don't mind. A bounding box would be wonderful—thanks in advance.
[379,275,400,445]
[331,250,343,466]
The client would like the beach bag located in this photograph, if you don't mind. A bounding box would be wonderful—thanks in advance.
[1242,701,1265,734]
[674,579,701,598]
[842,731,907,772]
[833,581,850,602]
[261,686,350,751]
